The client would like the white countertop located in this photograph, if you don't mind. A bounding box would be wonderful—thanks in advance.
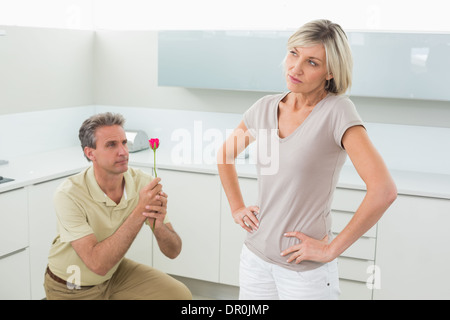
[1,145,449,200]
[0,147,89,192]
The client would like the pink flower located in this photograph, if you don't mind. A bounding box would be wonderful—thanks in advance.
[149,138,159,150]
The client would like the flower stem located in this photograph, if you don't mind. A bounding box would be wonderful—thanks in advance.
[152,150,157,232]
[153,151,157,178]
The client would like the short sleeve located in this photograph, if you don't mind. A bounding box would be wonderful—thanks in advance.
[53,190,94,243]
[332,97,365,149]
[243,100,259,138]
[243,93,285,138]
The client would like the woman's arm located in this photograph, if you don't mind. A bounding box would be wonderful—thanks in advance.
[217,120,259,232]
[282,125,397,263]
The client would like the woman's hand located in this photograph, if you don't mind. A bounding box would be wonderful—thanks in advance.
[281,232,334,264]
[232,206,260,233]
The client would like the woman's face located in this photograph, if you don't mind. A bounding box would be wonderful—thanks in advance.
[285,43,333,95]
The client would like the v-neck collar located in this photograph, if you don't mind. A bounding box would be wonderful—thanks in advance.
[275,91,330,142]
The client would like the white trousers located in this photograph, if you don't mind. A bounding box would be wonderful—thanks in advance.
[239,244,341,300]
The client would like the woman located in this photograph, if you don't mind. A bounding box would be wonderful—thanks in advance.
[217,19,397,300]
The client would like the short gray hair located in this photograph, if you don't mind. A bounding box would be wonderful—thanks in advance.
[79,112,125,161]
[285,19,353,95]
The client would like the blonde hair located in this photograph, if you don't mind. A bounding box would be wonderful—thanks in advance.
[286,19,352,95]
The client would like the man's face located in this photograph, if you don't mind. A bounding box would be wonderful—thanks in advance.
[85,125,129,175]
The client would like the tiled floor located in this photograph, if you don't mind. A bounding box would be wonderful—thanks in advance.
[173,275,239,300]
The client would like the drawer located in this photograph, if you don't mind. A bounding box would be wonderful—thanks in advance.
[335,234,376,260]
[338,256,374,282]
[0,248,31,299]
[332,188,366,212]
[339,279,373,300]
[331,210,377,238]
[0,188,29,256]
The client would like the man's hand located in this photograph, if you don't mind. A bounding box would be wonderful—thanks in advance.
[142,191,168,229]
[139,179,182,259]
[138,177,168,228]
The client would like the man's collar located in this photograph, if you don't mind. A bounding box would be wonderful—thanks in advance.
[86,166,136,207]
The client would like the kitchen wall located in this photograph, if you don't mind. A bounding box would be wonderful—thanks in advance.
[0,25,449,128]
[93,30,266,115]
[0,25,94,115]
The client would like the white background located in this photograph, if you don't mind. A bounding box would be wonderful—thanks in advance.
[1,0,449,32]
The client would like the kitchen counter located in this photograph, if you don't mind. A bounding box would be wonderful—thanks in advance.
[1,145,449,200]
[0,147,88,192]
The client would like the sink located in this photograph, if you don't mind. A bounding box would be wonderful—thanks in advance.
[0,176,14,184]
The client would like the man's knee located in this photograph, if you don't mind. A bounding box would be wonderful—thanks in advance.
[163,278,192,300]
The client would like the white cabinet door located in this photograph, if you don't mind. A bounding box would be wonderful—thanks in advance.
[219,177,258,286]
[0,188,30,299]
[331,188,376,300]
[28,178,66,300]
[149,168,221,282]
[374,195,450,299]
[126,223,153,266]
[0,248,31,300]
[0,188,28,257]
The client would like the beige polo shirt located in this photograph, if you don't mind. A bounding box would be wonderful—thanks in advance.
[48,166,168,286]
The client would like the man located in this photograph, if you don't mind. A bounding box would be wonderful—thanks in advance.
[44,112,192,300]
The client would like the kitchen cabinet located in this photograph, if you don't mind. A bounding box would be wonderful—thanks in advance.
[0,188,28,257]
[331,188,376,300]
[219,177,257,286]
[0,187,30,300]
[159,31,450,101]
[373,194,450,299]
[126,224,153,266]
[28,177,66,300]
[137,167,222,282]
[0,248,31,299]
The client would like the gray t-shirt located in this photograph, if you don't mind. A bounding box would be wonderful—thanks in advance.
[243,92,364,272]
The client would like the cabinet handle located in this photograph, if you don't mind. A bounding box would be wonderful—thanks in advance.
[0,247,27,260]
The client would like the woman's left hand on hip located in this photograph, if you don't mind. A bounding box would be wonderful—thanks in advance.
[281,232,333,264]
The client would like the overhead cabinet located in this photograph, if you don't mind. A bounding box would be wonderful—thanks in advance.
[159,30,450,101]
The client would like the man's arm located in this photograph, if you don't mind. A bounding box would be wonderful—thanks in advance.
[71,178,164,276]
[142,191,182,259]
[152,222,182,259]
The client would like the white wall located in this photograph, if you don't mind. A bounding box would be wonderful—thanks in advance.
[92,0,450,32]
[2,0,450,32]
[0,26,94,115]
[0,106,95,159]
[0,0,93,30]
